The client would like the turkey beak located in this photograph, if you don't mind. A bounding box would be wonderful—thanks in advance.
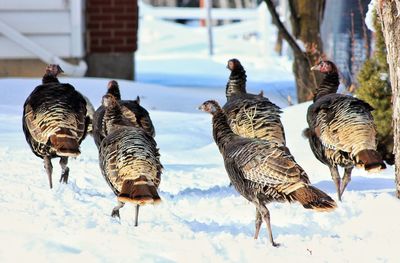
[57,65,64,74]
[311,64,321,71]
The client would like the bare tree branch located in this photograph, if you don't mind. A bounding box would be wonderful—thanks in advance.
[263,0,304,56]
[319,0,326,26]
[288,0,300,38]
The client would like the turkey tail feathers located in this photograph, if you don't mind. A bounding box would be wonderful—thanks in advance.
[291,185,337,212]
[356,149,386,172]
[49,132,80,157]
[118,178,161,205]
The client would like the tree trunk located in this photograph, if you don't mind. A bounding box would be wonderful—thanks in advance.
[377,0,400,197]
[293,53,317,101]
[234,0,243,8]
[289,0,325,102]
[289,0,325,51]
[265,0,324,102]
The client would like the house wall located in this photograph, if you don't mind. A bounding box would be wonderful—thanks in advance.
[0,0,85,77]
[86,0,138,80]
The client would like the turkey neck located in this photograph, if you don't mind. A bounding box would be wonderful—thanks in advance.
[313,72,339,101]
[42,74,60,84]
[226,67,247,100]
[107,85,122,100]
[104,103,128,133]
[212,110,237,152]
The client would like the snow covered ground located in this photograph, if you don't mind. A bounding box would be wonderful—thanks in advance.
[0,77,397,262]
[0,5,399,263]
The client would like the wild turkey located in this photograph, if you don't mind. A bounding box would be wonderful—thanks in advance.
[199,100,336,247]
[22,64,89,188]
[223,59,287,149]
[304,59,386,201]
[83,95,95,135]
[93,80,155,148]
[99,94,162,226]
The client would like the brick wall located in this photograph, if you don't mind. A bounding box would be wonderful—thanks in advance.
[86,0,138,53]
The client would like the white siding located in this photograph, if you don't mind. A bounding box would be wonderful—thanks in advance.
[0,0,84,59]
[0,12,71,34]
[0,0,69,11]
[0,36,72,58]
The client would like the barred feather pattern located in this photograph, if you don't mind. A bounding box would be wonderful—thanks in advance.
[22,83,87,157]
[212,110,309,203]
[119,101,155,137]
[99,127,162,195]
[102,101,134,136]
[308,94,377,158]
[224,96,286,146]
[225,66,247,99]
[107,81,155,137]
[83,95,95,134]
[25,104,79,143]
[93,96,155,148]
[224,59,286,146]
[304,61,384,200]
[304,128,354,168]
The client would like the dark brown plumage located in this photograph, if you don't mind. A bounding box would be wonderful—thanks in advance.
[305,60,386,201]
[83,95,95,135]
[22,64,89,188]
[92,80,155,148]
[200,100,336,247]
[98,94,162,226]
[223,59,287,149]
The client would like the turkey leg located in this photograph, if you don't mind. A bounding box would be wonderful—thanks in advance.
[254,208,263,239]
[329,166,342,201]
[59,157,69,184]
[111,201,125,219]
[44,156,53,189]
[256,202,280,247]
[340,167,353,199]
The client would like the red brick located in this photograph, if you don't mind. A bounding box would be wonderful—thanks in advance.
[113,46,135,52]
[89,0,112,5]
[124,21,137,29]
[124,7,137,13]
[89,39,100,49]
[87,22,101,30]
[89,14,113,21]
[91,46,112,52]
[87,2,111,9]
[89,30,112,37]
[86,6,102,13]
[101,6,125,13]
[125,37,136,45]
[116,14,135,20]
[86,0,137,53]
[114,30,136,37]
[90,38,100,46]
[102,22,124,29]
[117,0,135,3]
[102,38,124,45]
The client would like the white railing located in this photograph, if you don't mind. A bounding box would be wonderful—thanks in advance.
[0,0,87,76]
[139,1,273,57]
[139,4,258,20]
